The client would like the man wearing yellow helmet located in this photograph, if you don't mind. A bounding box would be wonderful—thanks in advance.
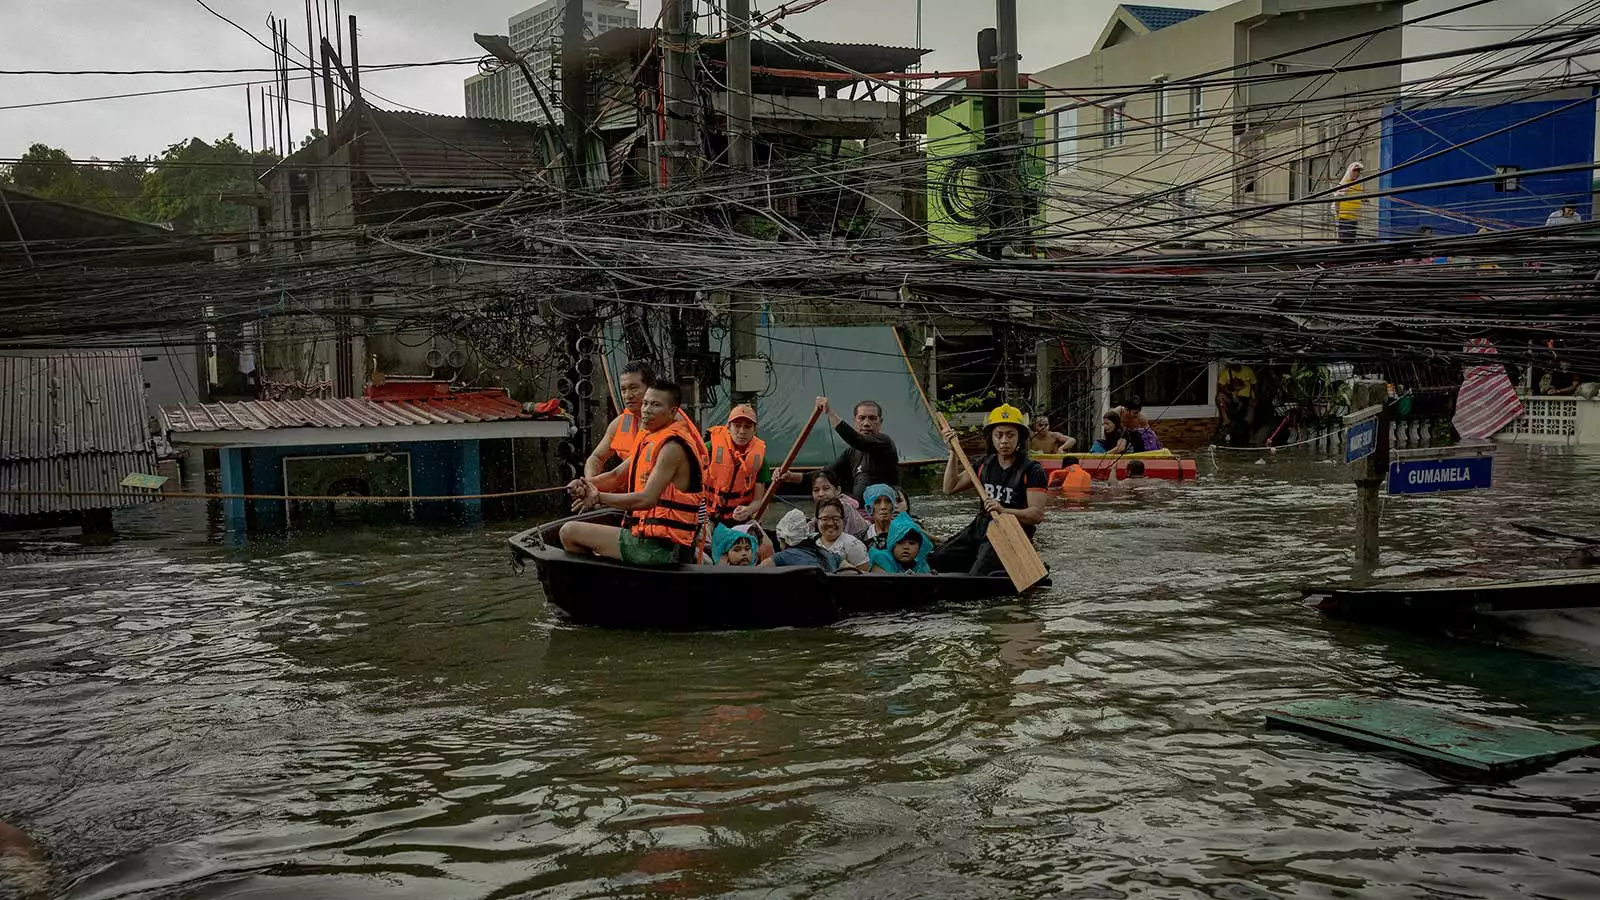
[930,403,1049,576]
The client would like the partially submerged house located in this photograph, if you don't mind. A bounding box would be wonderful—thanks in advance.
[160,379,571,532]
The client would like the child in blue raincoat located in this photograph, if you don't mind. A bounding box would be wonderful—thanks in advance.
[868,512,933,574]
[709,523,758,566]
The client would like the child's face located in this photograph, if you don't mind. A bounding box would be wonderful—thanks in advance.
[872,497,894,521]
[892,536,920,565]
[723,541,753,566]
[812,478,839,504]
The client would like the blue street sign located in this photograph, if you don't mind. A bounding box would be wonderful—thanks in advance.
[1387,456,1493,495]
[1345,418,1379,463]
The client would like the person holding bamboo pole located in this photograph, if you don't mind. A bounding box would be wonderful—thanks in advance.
[929,404,1049,576]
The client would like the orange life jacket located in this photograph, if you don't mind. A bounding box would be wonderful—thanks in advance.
[1058,464,1092,497]
[627,412,708,547]
[706,426,766,522]
[610,408,694,465]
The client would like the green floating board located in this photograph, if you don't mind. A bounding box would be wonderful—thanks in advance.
[1265,698,1598,774]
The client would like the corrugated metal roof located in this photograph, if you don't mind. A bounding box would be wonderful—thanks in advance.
[0,351,153,460]
[0,350,158,517]
[354,109,548,192]
[161,390,536,433]
[1121,4,1209,31]
[1,452,158,516]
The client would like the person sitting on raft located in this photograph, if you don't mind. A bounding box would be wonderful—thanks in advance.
[562,381,706,565]
[1028,415,1076,454]
[815,498,871,573]
[929,404,1049,576]
[862,483,897,550]
[709,523,758,567]
[763,509,840,571]
[1116,398,1163,451]
[809,470,869,539]
[869,512,933,574]
[1089,410,1143,454]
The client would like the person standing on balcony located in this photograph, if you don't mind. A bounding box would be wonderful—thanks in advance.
[1544,203,1582,228]
[1331,162,1365,244]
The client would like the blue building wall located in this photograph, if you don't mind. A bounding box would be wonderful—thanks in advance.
[223,439,483,532]
[1379,91,1596,237]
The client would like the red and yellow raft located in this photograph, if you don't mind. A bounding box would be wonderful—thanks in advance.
[1036,450,1199,485]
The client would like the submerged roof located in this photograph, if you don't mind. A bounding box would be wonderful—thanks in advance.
[162,390,571,447]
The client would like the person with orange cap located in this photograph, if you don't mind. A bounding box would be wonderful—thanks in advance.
[704,404,771,526]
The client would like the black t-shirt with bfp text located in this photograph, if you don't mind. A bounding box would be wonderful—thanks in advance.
[973,454,1048,535]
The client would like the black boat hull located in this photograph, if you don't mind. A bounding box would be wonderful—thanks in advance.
[510,511,1037,629]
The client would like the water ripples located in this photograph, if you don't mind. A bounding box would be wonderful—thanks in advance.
[2,446,1599,898]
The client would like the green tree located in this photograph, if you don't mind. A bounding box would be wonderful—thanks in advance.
[137,135,275,234]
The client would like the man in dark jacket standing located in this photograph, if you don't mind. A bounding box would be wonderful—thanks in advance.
[816,395,899,500]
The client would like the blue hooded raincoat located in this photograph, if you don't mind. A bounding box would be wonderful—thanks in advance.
[867,512,933,574]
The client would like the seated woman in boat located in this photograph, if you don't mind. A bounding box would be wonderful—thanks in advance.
[929,404,1049,577]
[809,471,869,539]
[815,498,872,573]
[1117,398,1163,451]
[1089,410,1143,454]
[869,512,933,574]
[862,483,897,550]
[561,381,706,565]
[709,523,758,567]
[763,509,840,571]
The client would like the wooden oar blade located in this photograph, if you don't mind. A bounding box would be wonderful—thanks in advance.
[985,515,1048,592]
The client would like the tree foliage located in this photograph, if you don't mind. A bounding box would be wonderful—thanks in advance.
[0,135,278,234]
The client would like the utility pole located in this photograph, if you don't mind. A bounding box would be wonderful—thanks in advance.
[1350,380,1392,574]
[561,0,589,189]
[726,0,759,405]
[660,0,699,187]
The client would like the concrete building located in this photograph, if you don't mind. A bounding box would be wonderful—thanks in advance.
[1033,1,1408,251]
[464,0,638,123]
[1379,85,1598,237]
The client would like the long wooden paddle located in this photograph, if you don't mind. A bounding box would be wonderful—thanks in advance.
[749,404,824,522]
[936,413,1049,592]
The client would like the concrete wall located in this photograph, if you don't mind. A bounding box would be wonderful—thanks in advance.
[228,438,484,530]
[1033,0,1402,248]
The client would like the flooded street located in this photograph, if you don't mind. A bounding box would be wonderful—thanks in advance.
[4,444,1599,899]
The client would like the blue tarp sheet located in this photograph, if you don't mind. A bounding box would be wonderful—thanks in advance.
[603,326,947,468]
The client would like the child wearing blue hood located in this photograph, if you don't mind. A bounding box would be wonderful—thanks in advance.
[868,512,933,574]
[709,523,758,566]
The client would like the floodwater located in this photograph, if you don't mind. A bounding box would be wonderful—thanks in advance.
[3,444,1599,900]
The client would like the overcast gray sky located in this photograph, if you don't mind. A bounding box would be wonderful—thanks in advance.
[1,0,1589,162]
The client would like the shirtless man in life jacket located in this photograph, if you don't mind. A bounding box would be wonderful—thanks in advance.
[561,381,707,565]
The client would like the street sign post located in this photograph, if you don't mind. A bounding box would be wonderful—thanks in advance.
[1388,456,1494,495]
[1345,418,1379,464]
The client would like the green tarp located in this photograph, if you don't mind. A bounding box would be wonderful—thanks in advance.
[603,326,947,468]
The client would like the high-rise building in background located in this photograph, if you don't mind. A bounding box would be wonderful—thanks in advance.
[464,0,638,122]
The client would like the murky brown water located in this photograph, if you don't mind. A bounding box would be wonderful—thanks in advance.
[3,444,1599,899]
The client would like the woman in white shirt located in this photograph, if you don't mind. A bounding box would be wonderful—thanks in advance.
[814,498,870,573]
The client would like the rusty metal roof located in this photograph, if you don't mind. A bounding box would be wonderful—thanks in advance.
[347,109,548,192]
[161,390,537,433]
[0,350,153,460]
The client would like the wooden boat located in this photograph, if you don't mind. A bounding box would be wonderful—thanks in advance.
[1035,450,1198,483]
[1305,573,1600,620]
[509,511,1042,630]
